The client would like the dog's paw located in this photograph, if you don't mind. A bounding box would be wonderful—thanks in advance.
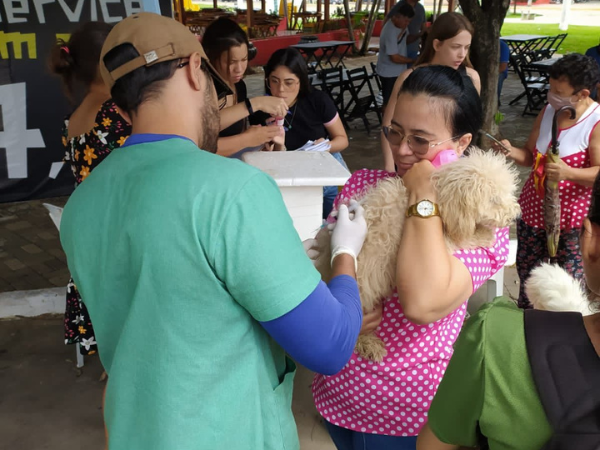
[356,334,388,362]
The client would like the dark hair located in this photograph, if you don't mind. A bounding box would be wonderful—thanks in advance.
[391,3,415,18]
[549,53,600,93]
[202,18,250,74]
[48,21,113,102]
[264,48,311,97]
[416,12,474,68]
[590,172,600,227]
[399,65,482,142]
[102,44,182,115]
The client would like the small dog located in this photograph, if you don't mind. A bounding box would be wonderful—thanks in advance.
[315,148,522,361]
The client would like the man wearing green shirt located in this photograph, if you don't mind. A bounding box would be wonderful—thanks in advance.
[60,13,368,450]
[417,299,553,450]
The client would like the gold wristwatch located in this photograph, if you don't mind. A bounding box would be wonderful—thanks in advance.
[406,199,440,218]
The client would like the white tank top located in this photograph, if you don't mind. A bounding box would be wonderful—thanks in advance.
[536,102,600,158]
[519,102,600,230]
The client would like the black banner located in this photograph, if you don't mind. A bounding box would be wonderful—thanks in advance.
[0,0,173,202]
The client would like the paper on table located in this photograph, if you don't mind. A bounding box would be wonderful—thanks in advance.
[294,139,332,152]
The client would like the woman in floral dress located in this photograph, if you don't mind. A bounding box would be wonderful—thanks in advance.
[49,22,131,356]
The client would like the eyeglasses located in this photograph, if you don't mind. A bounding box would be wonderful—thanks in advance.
[382,126,461,155]
[266,77,300,90]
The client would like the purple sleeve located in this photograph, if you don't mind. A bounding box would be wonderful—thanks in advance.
[260,275,362,375]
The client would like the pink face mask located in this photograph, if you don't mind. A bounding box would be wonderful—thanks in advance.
[547,91,578,111]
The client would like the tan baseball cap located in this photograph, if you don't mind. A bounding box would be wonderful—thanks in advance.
[99,12,232,98]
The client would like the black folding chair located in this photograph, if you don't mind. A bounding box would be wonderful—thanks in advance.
[317,67,349,128]
[509,54,549,116]
[343,66,382,134]
[369,62,382,91]
[547,33,567,58]
[369,62,384,110]
[525,36,553,62]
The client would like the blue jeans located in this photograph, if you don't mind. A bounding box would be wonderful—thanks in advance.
[323,152,348,219]
[498,71,508,102]
[325,421,418,450]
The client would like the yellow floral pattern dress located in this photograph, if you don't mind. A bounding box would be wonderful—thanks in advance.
[62,100,131,355]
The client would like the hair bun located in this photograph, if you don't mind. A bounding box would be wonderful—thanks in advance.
[49,40,74,75]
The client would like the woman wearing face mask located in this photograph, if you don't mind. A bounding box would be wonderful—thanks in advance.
[202,18,286,157]
[250,47,349,218]
[495,53,600,309]
[312,65,509,450]
[381,12,480,172]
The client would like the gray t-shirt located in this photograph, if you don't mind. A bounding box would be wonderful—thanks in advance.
[376,20,408,78]
[388,0,426,55]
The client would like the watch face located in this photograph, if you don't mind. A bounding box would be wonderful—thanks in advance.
[416,200,434,217]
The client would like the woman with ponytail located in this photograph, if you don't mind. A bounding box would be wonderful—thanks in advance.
[48,21,131,357]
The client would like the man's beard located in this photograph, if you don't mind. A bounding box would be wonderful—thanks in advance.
[200,84,220,153]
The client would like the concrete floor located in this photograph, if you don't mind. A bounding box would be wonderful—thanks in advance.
[0,276,515,450]
[0,314,335,450]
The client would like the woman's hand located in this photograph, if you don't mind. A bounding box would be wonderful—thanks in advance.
[272,126,285,146]
[492,138,515,158]
[302,238,320,264]
[360,302,383,335]
[402,159,437,201]
[252,96,288,117]
[262,119,286,151]
[245,125,283,147]
[545,158,571,182]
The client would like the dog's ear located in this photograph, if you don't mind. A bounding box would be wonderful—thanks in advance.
[433,174,480,247]
[432,148,521,248]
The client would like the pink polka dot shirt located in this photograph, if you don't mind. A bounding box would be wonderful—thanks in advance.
[519,103,600,230]
[312,169,509,437]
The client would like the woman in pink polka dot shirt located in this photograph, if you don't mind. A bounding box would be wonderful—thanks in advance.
[495,54,600,309]
[312,66,510,450]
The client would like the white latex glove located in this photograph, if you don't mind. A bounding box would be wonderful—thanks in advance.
[330,199,367,269]
[302,238,320,264]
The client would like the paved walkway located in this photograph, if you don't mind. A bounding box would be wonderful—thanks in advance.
[504,1,600,26]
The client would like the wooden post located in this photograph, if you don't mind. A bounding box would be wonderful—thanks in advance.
[176,0,185,23]
[213,0,218,8]
[261,0,266,12]
[385,0,393,15]
[317,0,321,19]
[247,0,254,27]
[359,0,382,54]
[435,0,443,20]
[447,0,456,12]
[324,0,330,21]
